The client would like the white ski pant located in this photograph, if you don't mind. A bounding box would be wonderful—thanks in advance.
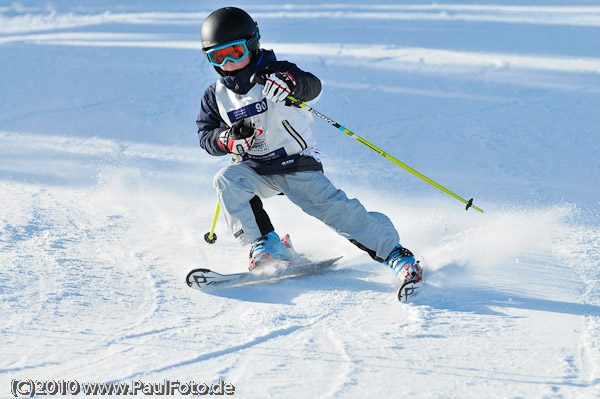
[213,163,399,262]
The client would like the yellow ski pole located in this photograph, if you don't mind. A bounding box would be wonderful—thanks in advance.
[204,154,241,244]
[251,71,484,213]
[204,202,220,244]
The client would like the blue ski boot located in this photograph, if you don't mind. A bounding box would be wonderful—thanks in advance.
[249,231,294,271]
[384,245,422,281]
[384,245,423,302]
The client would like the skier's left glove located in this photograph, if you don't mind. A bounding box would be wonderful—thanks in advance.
[263,72,296,103]
[217,120,257,156]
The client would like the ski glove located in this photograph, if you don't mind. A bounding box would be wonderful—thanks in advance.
[218,120,257,156]
[262,72,296,103]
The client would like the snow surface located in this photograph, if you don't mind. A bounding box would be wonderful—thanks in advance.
[1,1,600,398]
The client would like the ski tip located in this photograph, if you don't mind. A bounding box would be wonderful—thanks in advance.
[187,267,212,277]
[186,268,215,288]
[397,280,422,303]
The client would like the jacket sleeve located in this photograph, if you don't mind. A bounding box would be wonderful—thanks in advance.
[268,61,322,103]
[196,84,229,156]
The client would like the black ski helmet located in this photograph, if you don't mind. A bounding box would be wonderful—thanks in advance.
[201,7,261,58]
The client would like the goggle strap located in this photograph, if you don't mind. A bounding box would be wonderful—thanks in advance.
[246,31,259,48]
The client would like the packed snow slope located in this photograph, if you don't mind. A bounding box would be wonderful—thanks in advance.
[1,1,599,398]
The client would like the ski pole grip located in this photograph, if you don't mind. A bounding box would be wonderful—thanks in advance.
[250,68,277,86]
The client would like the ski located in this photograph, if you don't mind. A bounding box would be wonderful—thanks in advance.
[396,258,424,303]
[397,279,422,302]
[186,256,342,291]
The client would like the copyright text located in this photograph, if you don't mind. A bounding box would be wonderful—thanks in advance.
[10,379,235,397]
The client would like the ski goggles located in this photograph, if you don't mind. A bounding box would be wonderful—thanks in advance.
[205,39,250,67]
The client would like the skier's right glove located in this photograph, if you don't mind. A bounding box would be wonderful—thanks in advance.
[263,72,296,103]
[217,120,257,156]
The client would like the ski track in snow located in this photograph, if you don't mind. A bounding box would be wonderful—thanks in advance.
[2,1,600,398]
[1,157,599,396]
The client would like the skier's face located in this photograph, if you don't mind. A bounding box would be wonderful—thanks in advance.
[220,54,251,72]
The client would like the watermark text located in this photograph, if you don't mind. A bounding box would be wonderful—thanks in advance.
[11,379,235,397]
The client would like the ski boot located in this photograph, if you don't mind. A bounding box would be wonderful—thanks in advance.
[384,245,423,302]
[249,231,297,271]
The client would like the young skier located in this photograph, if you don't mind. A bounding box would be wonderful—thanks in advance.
[196,7,422,287]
